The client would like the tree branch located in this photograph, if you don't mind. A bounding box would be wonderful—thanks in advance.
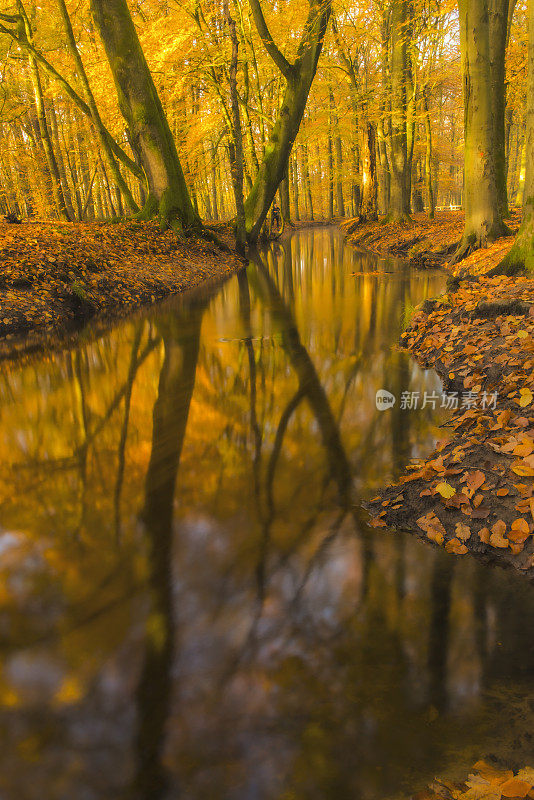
[248,0,294,79]
[0,21,144,180]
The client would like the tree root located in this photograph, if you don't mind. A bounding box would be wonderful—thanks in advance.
[450,221,512,266]
[380,212,413,227]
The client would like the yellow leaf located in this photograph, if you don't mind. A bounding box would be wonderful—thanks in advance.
[519,388,533,407]
[436,482,456,499]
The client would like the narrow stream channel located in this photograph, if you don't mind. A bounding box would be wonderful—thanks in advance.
[0,228,533,799]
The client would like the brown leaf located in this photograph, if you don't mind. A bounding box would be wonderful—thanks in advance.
[466,470,486,493]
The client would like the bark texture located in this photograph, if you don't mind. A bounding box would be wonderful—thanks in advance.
[454,0,510,261]
[90,0,200,232]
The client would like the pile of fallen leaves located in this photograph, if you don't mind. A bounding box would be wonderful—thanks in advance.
[342,211,520,269]
[412,761,534,800]
[0,220,241,360]
[367,236,534,575]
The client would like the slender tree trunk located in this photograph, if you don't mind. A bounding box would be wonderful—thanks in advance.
[329,89,345,217]
[490,0,510,217]
[327,121,334,220]
[515,133,527,206]
[386,0,411,222]
[291,153,300,221]
[279,170,291,225]
[224,0,246,252]
[423,86,435,218]
[47,100,76,220]
[412,157,425,212]
[301,142,314,220]
[359,122,378,221]
[495,0,534,274]
[27,50,72,219]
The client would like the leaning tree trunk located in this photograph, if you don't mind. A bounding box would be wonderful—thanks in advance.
[90,0,200,232]
[244,0,332,242]
[454,0,510,261]
[493,0,534,274]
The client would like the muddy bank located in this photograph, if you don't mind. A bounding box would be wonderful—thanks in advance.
[342,211,520,268]
[364,217,534,577]
[0,220,244,362]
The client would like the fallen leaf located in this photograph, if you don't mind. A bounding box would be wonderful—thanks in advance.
[519,388,533,407]
[445,538,468,555]
[466,470,486,493]
[479,526,491,543]
[436,482,456,499]
[500,777,533,798]
[455,522,472,541]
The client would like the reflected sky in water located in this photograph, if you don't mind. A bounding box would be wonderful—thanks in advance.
[0,228,533,800]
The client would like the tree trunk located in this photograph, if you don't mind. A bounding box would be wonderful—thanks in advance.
[454,0,510,261]
[27,49,72,219]
[490,0,510,217]
[244,0,332,241]
[90,0,199,232]
[423,86,435,218]
[279,170,291,225]
[58,0,139,214]
[327,123,334,221]
[291,153,300,221]
[412,157,425,213]
[301,142,314,220]
[386,0,412,222]
[494,0,534,274]
[224,0,246,252]
[359,122,378,221]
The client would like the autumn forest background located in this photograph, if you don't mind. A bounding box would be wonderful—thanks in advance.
[0,0,530,256]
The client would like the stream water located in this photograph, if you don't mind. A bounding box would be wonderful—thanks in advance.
[0,227,533,800]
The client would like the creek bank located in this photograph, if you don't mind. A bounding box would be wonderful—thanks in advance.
[362,214,534,577]
[342,210,520,268]
[0,220,244,362]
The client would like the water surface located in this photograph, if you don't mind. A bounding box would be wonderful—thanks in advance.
[0,228,533,799]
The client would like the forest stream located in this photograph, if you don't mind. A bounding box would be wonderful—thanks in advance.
[0,227,533,800]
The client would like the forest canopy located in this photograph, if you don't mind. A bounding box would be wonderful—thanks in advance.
[0,0,530,254]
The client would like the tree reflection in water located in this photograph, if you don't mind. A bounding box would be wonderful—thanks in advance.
[0,229,532,799]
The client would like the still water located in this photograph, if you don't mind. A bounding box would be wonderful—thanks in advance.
[0,228,533,800]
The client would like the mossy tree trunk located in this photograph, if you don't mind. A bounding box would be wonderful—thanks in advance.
[454,0,510,262]
[244,0,332,243]
[90,0,200,232]
[58,0,139,215]
[494,0,534,274]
